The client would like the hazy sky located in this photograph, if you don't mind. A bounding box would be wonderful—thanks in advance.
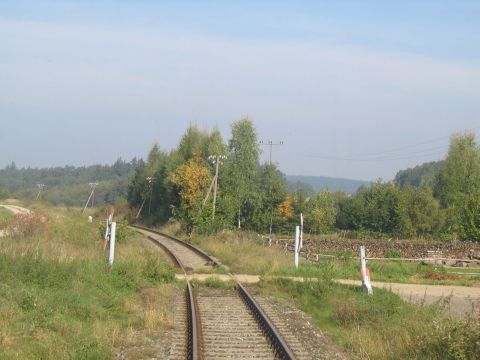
[1,1,479,180]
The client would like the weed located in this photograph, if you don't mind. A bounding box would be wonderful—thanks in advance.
[0,205,176,359]
[384,249,402,258]
[142,252,175,283]
[0,207,12,224]
[421,268,461,281]
[194,278,236,288]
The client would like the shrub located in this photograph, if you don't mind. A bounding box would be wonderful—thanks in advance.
[98,220,133,243]
[141,253,175,283]
[420,316,480,359]
[0,212,48,237]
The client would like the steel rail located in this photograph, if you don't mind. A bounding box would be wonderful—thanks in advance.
[131,224,221,267]
[237,282,296,360]
[132,224,297,360]
[135,229,200,360]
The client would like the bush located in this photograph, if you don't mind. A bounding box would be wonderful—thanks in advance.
[420,317,480,359]
[98,220,133,243]
[0,212,48,237]
[141,253,175,283]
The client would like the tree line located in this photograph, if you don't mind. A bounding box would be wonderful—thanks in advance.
[128,120,480,241]
[0,159,138,206]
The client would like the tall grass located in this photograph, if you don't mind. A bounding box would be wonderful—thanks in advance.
[258,278,480,359]
[0,206,176,359]
[0,207,12,224]
[176,227,477,286]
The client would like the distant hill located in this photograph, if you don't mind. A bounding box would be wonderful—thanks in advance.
[286,175,371,194]
[394,161,444,188]
[0,158,139,206]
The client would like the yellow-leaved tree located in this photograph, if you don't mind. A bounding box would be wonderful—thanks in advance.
[170,156,212,231]
[277,195,294,220]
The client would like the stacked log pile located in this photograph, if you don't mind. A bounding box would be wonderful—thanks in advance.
[268,236,480,260]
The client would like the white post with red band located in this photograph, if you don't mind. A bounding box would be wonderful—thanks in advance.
[108,222,116,266]
[360,246,373,294]
[294,226,300,269]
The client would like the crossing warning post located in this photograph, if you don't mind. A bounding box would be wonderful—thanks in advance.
[294,226,300,269]
[360,246,373,295]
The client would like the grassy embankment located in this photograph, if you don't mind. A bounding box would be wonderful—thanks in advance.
[161,226,480,359]
[257,278,480,359]
[0,205,177,359]
[0,207,12,224]
[175,229,480,286]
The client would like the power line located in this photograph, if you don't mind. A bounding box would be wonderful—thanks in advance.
[259,140,284,165]
[305,145,449,162]
[302,127,480,163]
[350,126,479,158]
[306,151,446,162]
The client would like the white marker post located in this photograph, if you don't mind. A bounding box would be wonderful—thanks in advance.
[294,226,300,269]
[299,213,304,250]
[360,246,373,295]
[108,222,116,266]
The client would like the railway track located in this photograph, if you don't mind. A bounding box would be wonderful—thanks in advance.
[131,225,297,360]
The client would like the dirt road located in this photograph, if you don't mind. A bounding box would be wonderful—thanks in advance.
[0,204,31,237]
[0,204,31,215]
[337,279,480,318]
[176,274,480,318]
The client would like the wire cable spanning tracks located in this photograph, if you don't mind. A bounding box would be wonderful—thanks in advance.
[130,225,297,360]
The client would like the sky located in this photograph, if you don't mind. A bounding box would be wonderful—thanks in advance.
[1,0,479,181]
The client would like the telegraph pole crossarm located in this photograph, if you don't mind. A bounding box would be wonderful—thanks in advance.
[258,140,284,165]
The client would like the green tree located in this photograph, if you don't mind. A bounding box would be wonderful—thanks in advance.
[222,118,260,229]
[435,133,480,240]
[177,125,210,162]
[256,163,288,232]
[394,161,444,188]
[305,191,338,234]
[0,187,8,199]
[403,186,444,237]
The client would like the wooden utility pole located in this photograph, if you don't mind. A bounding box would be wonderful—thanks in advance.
[146,177,154,216]
[208,155,226,220]
[212,156,220,219]
[136,177,153,218]
[36,184,45,200]
[82,182,98,213]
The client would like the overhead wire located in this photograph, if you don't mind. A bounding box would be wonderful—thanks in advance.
[302,126,479,162]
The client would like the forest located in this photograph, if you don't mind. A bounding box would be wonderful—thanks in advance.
[127,119,480,241]
[0,159,138,206]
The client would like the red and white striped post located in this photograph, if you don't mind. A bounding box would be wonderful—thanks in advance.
[360,246,373,295]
